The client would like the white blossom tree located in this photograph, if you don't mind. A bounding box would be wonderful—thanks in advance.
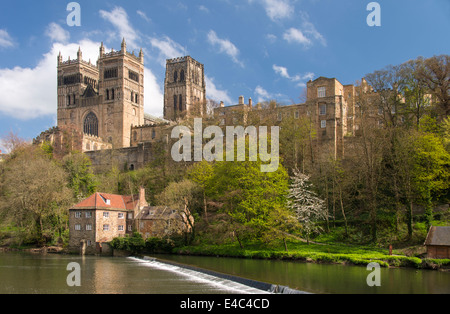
[287,169,328,244]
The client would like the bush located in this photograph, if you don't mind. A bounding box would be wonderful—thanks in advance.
[110,233,145,254]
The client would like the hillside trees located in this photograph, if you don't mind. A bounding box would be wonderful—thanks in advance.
[0,146,73,245]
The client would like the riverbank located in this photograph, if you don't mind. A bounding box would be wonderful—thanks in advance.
[173,240,450,271]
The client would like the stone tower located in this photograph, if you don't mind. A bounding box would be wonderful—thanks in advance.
[164,56,206,121]
[57,39,145,149]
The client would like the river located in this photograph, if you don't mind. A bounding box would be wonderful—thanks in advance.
[0,252,448,294]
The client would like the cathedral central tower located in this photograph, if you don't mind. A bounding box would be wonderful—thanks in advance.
[164,56,206,121]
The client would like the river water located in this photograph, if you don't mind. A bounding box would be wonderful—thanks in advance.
[0,252,449,294]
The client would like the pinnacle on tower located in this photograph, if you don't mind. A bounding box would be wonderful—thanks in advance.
[58,51,63,64]
[121,37,126,53]
[77,46,82,60]
[99,42,105,57]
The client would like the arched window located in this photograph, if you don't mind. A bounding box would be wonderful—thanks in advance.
[131,91,134,103]
[180,70,185,82]
[135,94,139,104]
[152,129,156,139]
[84,112,99,137]
[179,95,183,111]
[174,95,177,111]
[67,95,71,106]
[111,89,115,100]
[174,71,178,83]
[106,89,110,100]
[73,94,76,105]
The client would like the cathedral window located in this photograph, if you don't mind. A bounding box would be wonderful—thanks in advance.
[67,95,71,106]
[174,71,178,83]
[129,70,139,83]
[174,95,177,111]
[135,94,139,104]
[106,89,110,100]
[111,89,115,100]
[131,91,134,103]
[73,94,76,105]
[84,112,99,137]
[180,70,185,82]
[179,95,183,111]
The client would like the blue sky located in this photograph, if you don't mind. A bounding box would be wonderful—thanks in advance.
[0,0,449,152]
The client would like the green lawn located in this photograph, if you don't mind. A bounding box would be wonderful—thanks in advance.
[174,240,433,269]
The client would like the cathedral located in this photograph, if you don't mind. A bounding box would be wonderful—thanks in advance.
[49,39,206,155]
[35,38,378,170]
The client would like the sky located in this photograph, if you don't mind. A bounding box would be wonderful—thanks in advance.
[0,0,449,152]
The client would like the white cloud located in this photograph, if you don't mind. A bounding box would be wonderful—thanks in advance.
[262,0,294,21]
[207,30,244,67]
[248,0,293,21]
[283,28,311,46]
[0,29,14,48]
[255,85,287,103]
[144,68,164,117]
[198,5,210,13]
[283,13,326,48]
[0,40,99,120]
[273,64,314,85]
[137,10,151,23]
[255,86,272,102]
[205,76,233,105]
[149,36,186,66]
[45,23,70,43]
[99,7,140,49]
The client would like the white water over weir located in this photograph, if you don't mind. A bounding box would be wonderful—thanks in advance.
[128,256,309,294]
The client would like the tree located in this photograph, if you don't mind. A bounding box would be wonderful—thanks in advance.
[0,146,73,245]
[62,152,97,200]
[187,160,214,222]
[287,169,328,244]
[206,158,290,247]
[156,179,202,244]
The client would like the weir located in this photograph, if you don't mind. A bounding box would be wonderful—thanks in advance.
[129,256,310,294]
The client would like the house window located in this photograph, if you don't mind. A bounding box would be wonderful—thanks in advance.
[75,212,82,218]
[127,213,133,219]
[128,225,133,231]
[86,224,92,231]
[85,212,92,218]
[86,240,92,246]
[118,213,124,219]
[319,104,327,115]
[118,225,124,231]
[318,87,326,98]
[321,120,327,129]
[140,222,144,229]
[277,112,282,121]
[152,129,156,139]
[103,212,110,219]
[295,111,299,119]
[103,225,110,231]
[75,224,81,231]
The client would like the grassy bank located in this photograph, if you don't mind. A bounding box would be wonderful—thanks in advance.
[174,240,450,270]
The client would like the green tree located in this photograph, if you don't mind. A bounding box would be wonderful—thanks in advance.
[206,159,290,247]
[62,152,97,200]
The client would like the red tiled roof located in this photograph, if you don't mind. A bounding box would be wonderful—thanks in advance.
[73,192,139,210]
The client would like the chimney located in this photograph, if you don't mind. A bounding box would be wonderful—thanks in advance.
[239,95,244,105]
[220,101,225,108]
[139,187,148,209]
[248,98,253,108]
